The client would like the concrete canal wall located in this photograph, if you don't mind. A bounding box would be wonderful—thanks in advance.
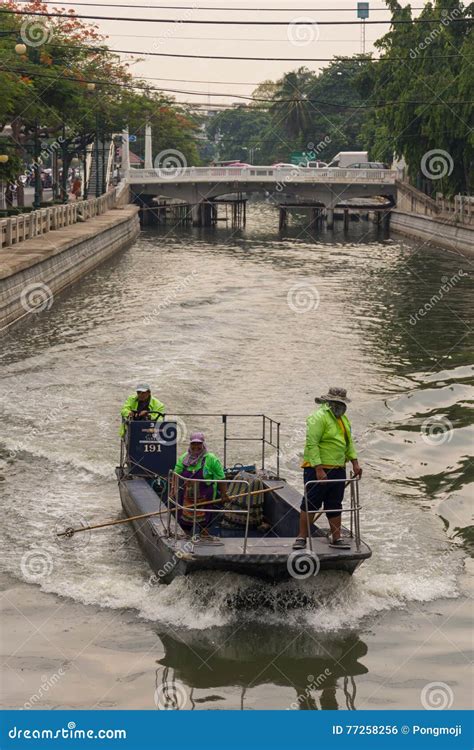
[0,193,140,331]
[391,181,474,256]
[390,210,474,256]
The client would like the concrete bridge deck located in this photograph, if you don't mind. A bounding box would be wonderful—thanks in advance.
[126,165,398,210]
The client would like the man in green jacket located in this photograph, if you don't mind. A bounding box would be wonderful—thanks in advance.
[120,384,165,437]
[293,386,362,550]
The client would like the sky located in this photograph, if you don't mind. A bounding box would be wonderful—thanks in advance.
[55,0,421,105]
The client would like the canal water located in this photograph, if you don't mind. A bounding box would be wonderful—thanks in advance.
[1,203,472,710]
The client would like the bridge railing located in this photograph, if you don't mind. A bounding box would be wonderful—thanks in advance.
[127,166,398,184]
[0,187,122,250]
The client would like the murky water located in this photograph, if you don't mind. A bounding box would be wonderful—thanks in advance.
[1,203,472,709]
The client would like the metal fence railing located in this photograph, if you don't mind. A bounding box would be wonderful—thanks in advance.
[0,183,128,250]
[167,472,252,552]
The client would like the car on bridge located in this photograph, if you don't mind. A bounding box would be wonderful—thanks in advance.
[272,162,301,169]
[346,161,389,169]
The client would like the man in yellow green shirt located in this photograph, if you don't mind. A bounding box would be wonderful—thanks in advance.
[120,384,165,437]
[293,386,362,550]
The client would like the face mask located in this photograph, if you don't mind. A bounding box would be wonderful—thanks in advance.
[329,401,346,418]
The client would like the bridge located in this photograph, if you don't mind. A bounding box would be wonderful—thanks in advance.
[121,127,398,227]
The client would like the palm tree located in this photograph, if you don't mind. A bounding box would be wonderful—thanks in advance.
[270,69,313,143]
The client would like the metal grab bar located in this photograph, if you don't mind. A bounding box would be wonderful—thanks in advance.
[167,471,252,553]
[162,413,281,477]
[303,477,362,552]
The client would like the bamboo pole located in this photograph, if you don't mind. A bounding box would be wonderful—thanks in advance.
[56,485,284,538]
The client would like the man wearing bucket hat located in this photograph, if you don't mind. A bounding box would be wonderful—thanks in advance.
[293,386,362,550]
[120,384,165,437]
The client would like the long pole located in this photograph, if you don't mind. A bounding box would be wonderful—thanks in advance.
[57,485,284,538]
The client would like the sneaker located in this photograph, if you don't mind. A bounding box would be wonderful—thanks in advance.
[292,537,306,550]
[328,537,351,549]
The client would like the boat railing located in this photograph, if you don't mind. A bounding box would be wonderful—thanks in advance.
[167,471,253,553]
[162,413,281,476]
[303,477,362,551]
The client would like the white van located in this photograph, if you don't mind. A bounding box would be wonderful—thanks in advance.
[327,151,369,168]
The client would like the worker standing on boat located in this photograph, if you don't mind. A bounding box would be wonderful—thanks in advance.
[120,384,165,437]
[293,386,362,550]
[173,432,228,531]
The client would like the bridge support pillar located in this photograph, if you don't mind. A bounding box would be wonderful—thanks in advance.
[326,208,334,229]
[192,204,201,226]
[144,124,153,169]
[279,207,287,232]
[343,209,349,230]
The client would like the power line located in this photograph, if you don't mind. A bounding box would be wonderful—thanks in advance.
[104,49,467,61]
[2,8,472,24]
[2,65,473,108]
[0,43,465,63]
[15,1,432,9]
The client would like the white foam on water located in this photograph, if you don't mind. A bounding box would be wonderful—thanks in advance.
[28,553,461,633]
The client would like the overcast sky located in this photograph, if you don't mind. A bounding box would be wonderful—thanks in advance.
[69,0,420,104]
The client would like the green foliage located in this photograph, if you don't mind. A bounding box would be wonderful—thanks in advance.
[0,3,202,186]
[204,60,375,165]
[356,0,473,195]
[206,106,271,163]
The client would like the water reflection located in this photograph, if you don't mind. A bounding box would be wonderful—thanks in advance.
[154,625,368,710]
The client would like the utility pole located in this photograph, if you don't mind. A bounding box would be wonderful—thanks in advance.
[357,2,369,54]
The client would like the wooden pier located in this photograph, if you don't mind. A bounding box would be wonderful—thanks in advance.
[137,196,247,229]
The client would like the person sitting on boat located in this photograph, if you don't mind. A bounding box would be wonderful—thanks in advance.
[293,386,362,551]
[173,432,228,532]
[120,384,165,437]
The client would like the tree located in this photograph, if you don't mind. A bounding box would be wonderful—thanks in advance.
[0,1,203,203]
[206,106,271,163]
[356,0,473,195]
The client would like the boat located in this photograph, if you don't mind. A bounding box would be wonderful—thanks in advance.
[116,413,372,584]
[153,625,368,709]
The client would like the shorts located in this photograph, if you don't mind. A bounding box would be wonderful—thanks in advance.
[301,467,346,518]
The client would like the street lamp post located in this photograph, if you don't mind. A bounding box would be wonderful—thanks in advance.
[242,145,260,164]
[61,122,68,204]
[83,82,96,200]
[15,42,43,208]
[0,154,9,211]
[95,109,100,198]
[33,118,42,209]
